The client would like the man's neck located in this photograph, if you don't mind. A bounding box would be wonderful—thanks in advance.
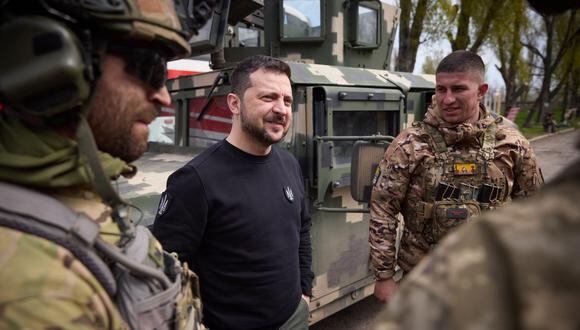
[465,108,481,124]
[226,132,271,156]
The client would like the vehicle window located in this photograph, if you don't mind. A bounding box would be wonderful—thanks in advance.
[357,4,378,45]
[238,26,260,47]
[282,0,321,38]
[332,111,388,164]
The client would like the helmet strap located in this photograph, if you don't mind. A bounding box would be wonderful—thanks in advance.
[76,115,135,244]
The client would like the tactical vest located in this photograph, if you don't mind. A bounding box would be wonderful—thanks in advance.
[0,182,204,330]
[408,122,509,243]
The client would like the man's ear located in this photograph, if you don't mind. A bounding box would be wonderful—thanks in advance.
[478,83,489,99]
[227,93,241,115]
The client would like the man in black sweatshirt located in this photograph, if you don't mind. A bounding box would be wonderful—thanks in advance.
[153,55,314,330]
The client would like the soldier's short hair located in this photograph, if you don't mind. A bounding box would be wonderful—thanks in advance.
[231,55,291,97]
[436,50,485,82]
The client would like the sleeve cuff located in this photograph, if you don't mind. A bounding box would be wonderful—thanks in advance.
[374,270,395,280]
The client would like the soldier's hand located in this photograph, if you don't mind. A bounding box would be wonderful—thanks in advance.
[374,278,397,302]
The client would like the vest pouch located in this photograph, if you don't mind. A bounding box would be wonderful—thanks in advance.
[133,252,204,330]
[114,226,204,330]
[408,201,432,232]
[132,256,181,329]
[432,200,481,241]
[174,261,204,330]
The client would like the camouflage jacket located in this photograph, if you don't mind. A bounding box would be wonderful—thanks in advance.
[369,105,542,279]
[0,188,129,329]
[375,156,580,330]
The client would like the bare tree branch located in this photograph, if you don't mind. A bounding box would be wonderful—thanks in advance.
[549,11,578,72]
[522,42,545,60]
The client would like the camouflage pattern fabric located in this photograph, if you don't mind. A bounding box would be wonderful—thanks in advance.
[369,104,542,279]
[0,189,128,329]
[375,157,580,330]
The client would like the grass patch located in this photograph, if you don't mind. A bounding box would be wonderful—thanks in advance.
[511,106,578,139]
[519,126,546,139]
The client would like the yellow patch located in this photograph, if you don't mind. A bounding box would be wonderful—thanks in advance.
[454,163,477,175]
[372,165,381,186]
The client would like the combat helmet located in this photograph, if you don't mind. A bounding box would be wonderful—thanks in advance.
[0,0,218,118]
[0,0,220,236]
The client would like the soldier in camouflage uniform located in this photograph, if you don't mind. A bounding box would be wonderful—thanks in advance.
[370,50,542,302]
[374,134,580,330]
[0,0,215,328]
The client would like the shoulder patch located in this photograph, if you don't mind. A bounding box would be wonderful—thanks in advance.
[157,192,171,216]
[372,164,381,186]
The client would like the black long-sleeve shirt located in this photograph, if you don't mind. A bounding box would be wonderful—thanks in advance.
[153,140,314,330]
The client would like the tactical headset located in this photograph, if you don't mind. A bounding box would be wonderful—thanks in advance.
[0,0,218,235]
[0,0,218,121]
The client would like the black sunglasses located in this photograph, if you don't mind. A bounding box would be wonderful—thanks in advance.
[107,44,168,90]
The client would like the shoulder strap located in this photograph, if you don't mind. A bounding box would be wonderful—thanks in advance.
[481,123,497,161]
[0,181,117,296]
[423,123,448,155]
[0,182,195,330]
[420,123,448,205]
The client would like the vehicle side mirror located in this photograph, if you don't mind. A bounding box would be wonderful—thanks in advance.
[188,0,230,57]
[350,141,389,203]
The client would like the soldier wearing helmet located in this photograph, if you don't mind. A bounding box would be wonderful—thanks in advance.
[0,0,217,328]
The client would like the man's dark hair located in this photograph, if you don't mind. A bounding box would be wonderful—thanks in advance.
[436,50,485,81]
[230,55,291,97]
[527,0,579,15]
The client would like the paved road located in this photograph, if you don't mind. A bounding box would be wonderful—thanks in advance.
[531,129,580,182]
[311,129,580,330]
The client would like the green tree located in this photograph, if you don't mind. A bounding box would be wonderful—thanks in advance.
[441,0,506,52]
[421,52,444,74]
[553,27,579,121]
[522,9,579,127]
[395,0,446,72]
[489,0,530,115]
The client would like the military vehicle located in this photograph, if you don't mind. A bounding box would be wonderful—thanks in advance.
[119,0,434,324]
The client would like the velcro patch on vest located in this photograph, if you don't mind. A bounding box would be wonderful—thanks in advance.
[446,208,469,219]
[453,163,477,175]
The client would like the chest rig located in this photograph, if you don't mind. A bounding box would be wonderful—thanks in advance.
[0,182,204,330]
[415,122,508,243]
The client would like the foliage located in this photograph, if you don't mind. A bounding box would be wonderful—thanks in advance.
[488,0,531,115]
[515,106,580,139]
[522,9,579,127]
[438,0,506,52]
[421,51,444,74]
[552,15,580,117]
[395,0,440,72]
[419,0,452,46]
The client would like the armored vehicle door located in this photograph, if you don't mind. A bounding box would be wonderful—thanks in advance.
[306,84,403,322]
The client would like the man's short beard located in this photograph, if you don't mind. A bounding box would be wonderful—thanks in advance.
[87,80,149,163]
[240,104,288,147]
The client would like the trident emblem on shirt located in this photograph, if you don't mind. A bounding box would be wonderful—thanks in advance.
[284,186,294,203]
[158,193,169,215]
